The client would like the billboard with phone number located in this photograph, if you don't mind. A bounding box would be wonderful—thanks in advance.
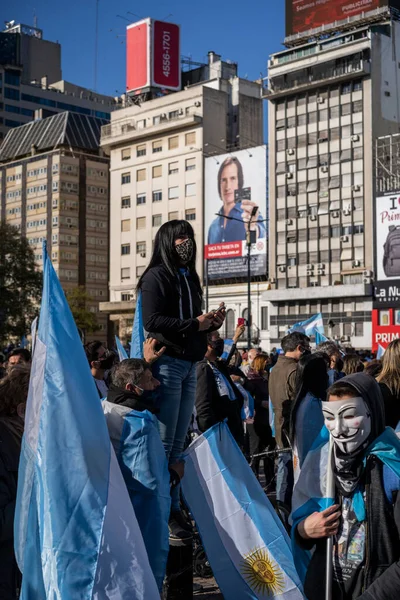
[204,146,267,281]
[285,0,400,37]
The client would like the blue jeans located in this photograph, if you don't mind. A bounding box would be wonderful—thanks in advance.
[276,451,293,508]
[152,355,197,511]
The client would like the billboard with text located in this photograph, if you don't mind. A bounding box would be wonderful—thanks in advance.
[204,146,267,282]
[374,192,400,308]
[285,0,400,37]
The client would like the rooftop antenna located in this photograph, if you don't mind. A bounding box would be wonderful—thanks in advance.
[33,8,37,29]
[94,0,99,91]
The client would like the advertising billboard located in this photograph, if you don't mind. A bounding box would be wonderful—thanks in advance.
[126,19,181,94]
[285,0,400,37]
[374,192,400,308]
[371,308,400,352]
[204,146,267,281]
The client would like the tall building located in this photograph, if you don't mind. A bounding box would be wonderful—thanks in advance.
[100,51,264,342]
[266,12,400,349]
[0,112,110,339]
[0,22,116,141]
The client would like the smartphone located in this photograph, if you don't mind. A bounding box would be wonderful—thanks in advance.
[237,318,246,326]
[234,187,251,204]
[213,303,226,315]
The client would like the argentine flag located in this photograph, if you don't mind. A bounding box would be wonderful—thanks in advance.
[131,291,145,358]
[103,401,171,590]
[115,335,128,361]
[288,313,324,337]
[14,243,159,599]
[182,422,304,599]
[377,343,386,359]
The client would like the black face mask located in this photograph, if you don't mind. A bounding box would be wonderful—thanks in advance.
[175,238,194,264]
[210,338,224,358]
[99,353,115,371]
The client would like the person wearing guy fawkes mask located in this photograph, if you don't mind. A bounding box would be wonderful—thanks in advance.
[84,340,116,398]
[295,373,400,600]
[195,333,244,446]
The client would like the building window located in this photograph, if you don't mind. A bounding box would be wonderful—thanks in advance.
[355,322,364,337]
[152,140,162,153]
[152,214,162,227]
[261,306,268,330]
[185,209,196,221]
[169,211,179,220]
[137,169,146,182]
[136,265,146,277]
[121,293,132,301]
[121,219,131,232]
[136,144,146,157]
[185,183,196,197]
[5,70,20,86]
[169,186,179,199]
[169,136,179,150]
[341,83,352,95]
[185,131,196,146]
[136,241,146,255]
[153,115,160,125]
[137,119,146,129]
[137,217,146,229]
[121,244,131,255]
[153,190,162,202]
[185,157,196,171]
[136,194,146,205]
[152,165,162,178]
[169,161,179,175]
[169,110,179,119]
[121,196,131,208]
[121,148,131,161]
[121,172,131,184]
[121,267,130,280]
[4,87,20,100]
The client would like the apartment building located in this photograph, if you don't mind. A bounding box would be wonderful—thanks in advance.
[266,17,400,348]
[0,22,115,141]
[0,111,110,340]
[100,52,264,341]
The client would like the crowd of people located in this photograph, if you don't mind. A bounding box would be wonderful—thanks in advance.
[2,219,400,599]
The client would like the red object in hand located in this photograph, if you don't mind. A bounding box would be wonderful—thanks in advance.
[237,318,245,327]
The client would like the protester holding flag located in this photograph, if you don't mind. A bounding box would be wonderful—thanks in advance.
[195,333,244,446]
[376,338,400,429]
[137,220,225,539]
[290,352,329,482]
[294,373,400,600]
[84,340,116,398]
[0,364,30,599]
[269,332,310,506]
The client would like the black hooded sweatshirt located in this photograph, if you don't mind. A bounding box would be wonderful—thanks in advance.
[302,373,400,600]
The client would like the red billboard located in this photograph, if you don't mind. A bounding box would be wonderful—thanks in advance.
[372,308,400,352]
[126,18,180,94]
[286,0,399,37]
[152,21,180,90]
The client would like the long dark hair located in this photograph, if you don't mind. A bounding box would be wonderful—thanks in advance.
[137,220,202,293]
[290,352,329,442]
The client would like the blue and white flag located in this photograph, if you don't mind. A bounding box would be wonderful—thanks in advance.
[20,335,27,348]
[30,316,38,357]
[292,393,325,485]
[235,383,255,420]
[131,291,145,358]
[377,343,386,359]
[288,313,324,337]
[115,335,128,361]
[14,242,159,599]
[182,422,304,599]
[220,338,234,362]
[315,331,329,345]
[103,401,170,590]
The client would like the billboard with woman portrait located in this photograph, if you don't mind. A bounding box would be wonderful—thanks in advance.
[204,146,267,281]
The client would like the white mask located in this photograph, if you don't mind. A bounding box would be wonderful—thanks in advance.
[322,396,371,454]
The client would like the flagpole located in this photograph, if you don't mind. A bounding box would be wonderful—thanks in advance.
[325,436,335,600]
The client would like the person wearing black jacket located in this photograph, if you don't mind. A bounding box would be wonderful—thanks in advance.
[0,364,30,599]
[195,334,244,446]
[296,373,400,600]
[137,220,225,539]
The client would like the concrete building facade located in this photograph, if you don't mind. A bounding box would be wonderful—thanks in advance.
[266,17,400,349]
[0,112,110,340]
[100,52,267,343]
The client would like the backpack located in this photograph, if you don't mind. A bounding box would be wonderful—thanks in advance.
[383,226,400,277]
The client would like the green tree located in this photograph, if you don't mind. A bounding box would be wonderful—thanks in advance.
[0,223,42,346]
[66,286,99,336]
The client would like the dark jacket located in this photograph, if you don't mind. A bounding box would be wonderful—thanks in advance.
[302,456,400,600]
[195,359,244,446]
[106,383,157,413]
[140,264,206,362]
[379,383,400,430]
[268,355,298,448]
[0,421,22,599]
[244,371,273,445]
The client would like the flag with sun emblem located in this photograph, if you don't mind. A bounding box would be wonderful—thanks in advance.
[182,422,304,599]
